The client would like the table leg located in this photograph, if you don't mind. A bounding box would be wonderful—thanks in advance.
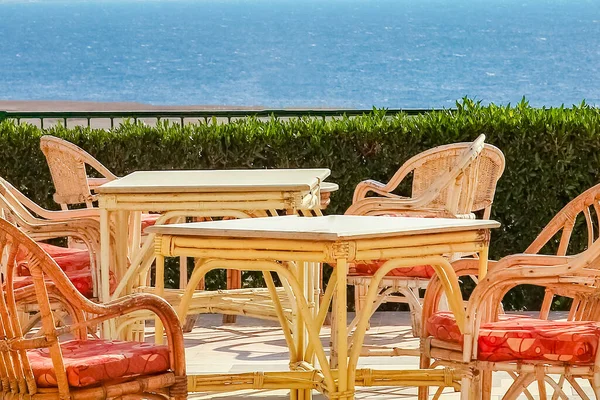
[336,258,350,400]
[478,244,490,279]
[291,261,308,400]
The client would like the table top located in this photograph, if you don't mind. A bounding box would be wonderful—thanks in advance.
[147,215,500,241]
[96,169,331,194]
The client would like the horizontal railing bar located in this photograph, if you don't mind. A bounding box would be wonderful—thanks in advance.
[0,108,443,122]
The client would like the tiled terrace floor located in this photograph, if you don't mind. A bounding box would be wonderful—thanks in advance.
[174,311,593,400]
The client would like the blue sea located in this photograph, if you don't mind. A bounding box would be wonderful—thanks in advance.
[0,0,599,108]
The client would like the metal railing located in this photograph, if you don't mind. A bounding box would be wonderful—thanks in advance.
[0,108,442,129]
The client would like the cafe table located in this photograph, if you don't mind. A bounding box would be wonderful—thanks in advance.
[146,215,499,399]
[96,168,331,337]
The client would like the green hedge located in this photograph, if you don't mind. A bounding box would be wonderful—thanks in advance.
[1,99,600,311]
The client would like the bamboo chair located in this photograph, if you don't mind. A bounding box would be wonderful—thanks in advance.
[344,135,505,336]
[39,135,117,209]
[0,217,187,400]
[420,183,600,400]
[39,134,159,226]
[0,177,109,298]
[0,177,116,331]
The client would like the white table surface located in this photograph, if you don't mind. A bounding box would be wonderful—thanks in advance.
[96,169,331,194]
[146,215,500,241]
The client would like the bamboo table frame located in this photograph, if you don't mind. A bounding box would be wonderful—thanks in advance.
[147,215,499,399]
[96,168,331,337]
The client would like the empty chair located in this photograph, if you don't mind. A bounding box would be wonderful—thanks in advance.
[421,182,600,400]
[0,176,111,300]
[39,134,159,226]
[345,134,505,336]
[0,217,186,400]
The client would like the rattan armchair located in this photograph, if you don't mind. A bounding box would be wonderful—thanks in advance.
[344,135,505,336]
[39,135,159,225]
[39,135,117,209]
[0,177,111,300]
[421,183,600,400]
[0,217,187,400]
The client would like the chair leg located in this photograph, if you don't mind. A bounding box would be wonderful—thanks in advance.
[397,286,422,337]
[354,281,370,330]
[417,350,431,400]
[183,276,204,333]
[592,374,600,399]
[537,375,548,400]
[330,294,338,369]
[223,270,242,324]
[481,370,492,400]
[460,375,473,400]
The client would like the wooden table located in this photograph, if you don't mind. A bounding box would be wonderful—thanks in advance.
[96,168,330,337]
[147,215,499,399]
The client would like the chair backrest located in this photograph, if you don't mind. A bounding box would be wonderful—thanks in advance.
[0,217,88,398]
[526,183,600,257]
[349,135,504,219]
[525,183,600,320]
[40,136,117,209]
[407,140,505,218]
[0,178,41,228]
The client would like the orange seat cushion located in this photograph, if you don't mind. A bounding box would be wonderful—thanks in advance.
[15,243,115,298]
[13,269,116,299]
[347,212,450,278]
[351,260,435,278]
[28,339,170,388]
[24,243,91,274]
[427,311,600,363]
[141,213,160,231]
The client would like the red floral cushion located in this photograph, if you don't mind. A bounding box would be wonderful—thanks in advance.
[13,269,116,299]
[14,243,112,298]
[427,311,600,363]
[28,339,170,388]
[348,212,439,278]
[141,213,160,231]
[351,260,435,278]
[18,243,91,276]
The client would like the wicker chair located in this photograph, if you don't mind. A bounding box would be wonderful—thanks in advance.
[39,135,117,209]
[0,217,187,400]
[421,183,600,400]
[0,177,111,300]
[344,134,505,336]
[39,135,159,225]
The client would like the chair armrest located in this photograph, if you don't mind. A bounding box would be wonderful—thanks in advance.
[1,179,100,220]
[346,196,455,216]
[460,254,576,336]
[83,156,118,182]
[56,290,186,376]
[352,180,406,203]
[88,177,114,192]
[24,218,101,248]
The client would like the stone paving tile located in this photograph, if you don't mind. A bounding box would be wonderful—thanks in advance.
[181,312,592,399]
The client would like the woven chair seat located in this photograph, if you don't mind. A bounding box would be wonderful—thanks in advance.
[427,311,600,363]
[28,339,170,388]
